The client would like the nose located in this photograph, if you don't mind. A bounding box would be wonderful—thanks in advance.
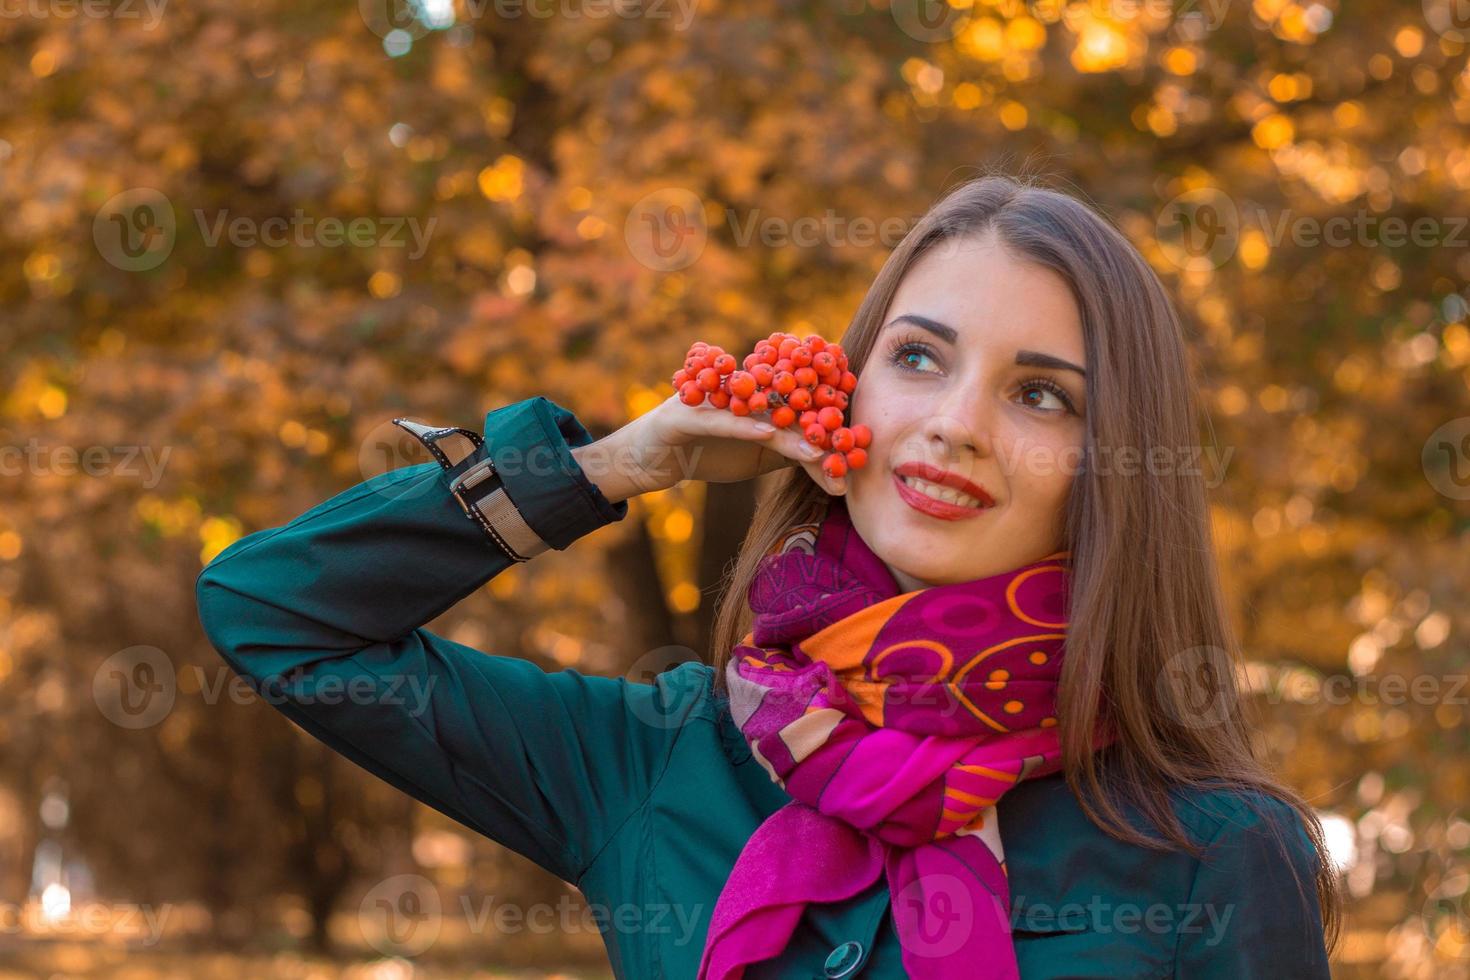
[918,386,993,460]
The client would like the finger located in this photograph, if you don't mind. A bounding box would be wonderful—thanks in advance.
[797,456,848,496]
[748,427,847,495]
[674,401,837,484]
[682,405,828,466]
[755,424,827,470]
[674,401,778,441]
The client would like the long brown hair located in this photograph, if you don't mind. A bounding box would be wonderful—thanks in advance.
[709,171,1343,948]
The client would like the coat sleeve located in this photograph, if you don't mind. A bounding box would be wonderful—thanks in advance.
[194,395,707,884]
[1172,795,1332,978]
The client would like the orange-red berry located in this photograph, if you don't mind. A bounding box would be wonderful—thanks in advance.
[846,447,867,469]
[729,371,757,399]
[830,427,855,452]
[675,336,862,444]
[823,454,848,478]
[851,424,872,448]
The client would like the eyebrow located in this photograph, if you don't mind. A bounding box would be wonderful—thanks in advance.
[884,314,1087,378]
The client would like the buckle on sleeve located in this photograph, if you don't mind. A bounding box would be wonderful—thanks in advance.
[448,456,497,503]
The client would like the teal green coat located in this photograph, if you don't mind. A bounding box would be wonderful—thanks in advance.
[195,396,1331,979]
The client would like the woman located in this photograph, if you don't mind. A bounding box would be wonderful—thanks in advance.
[195,174,1341,978]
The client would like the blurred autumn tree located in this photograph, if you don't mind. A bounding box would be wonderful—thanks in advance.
[1,0,1468,975]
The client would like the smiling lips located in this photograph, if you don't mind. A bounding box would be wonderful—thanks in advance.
[892,461,996,520]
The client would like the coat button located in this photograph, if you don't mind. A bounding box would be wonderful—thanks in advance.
[823,940,864,978]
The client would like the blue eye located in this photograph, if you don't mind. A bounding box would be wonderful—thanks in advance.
[890,341,939,374]
[1018,378,1077,414]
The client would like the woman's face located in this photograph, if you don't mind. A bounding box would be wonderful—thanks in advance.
[843,231,1088,590]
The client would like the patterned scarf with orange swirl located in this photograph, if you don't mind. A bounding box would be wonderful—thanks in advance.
[697,495,1114,980]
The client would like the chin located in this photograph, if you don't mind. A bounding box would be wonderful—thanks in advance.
[877,543,948,585]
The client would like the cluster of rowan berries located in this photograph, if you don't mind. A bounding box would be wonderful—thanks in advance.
[672,332,872,479]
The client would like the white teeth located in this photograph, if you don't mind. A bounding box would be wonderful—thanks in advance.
[900,475,985,508]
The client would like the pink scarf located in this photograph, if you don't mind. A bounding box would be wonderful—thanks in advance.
[698,496,1114,979]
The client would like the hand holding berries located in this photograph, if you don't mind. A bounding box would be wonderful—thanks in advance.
[566,368,857,503]
[672,332,870,494]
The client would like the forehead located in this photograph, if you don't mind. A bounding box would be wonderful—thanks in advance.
[887,236,1085,361]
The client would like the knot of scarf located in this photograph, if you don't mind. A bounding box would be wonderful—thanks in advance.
[697,495,1113,980]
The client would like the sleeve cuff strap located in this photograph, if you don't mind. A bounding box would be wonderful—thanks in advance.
[488,396,628,551]
[391,396,627,561]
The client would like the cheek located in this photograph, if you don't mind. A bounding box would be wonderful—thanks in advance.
[850,385,926,455]
[997,424,1081,499]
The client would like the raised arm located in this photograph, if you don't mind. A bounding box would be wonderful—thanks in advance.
[194,395,708,883]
